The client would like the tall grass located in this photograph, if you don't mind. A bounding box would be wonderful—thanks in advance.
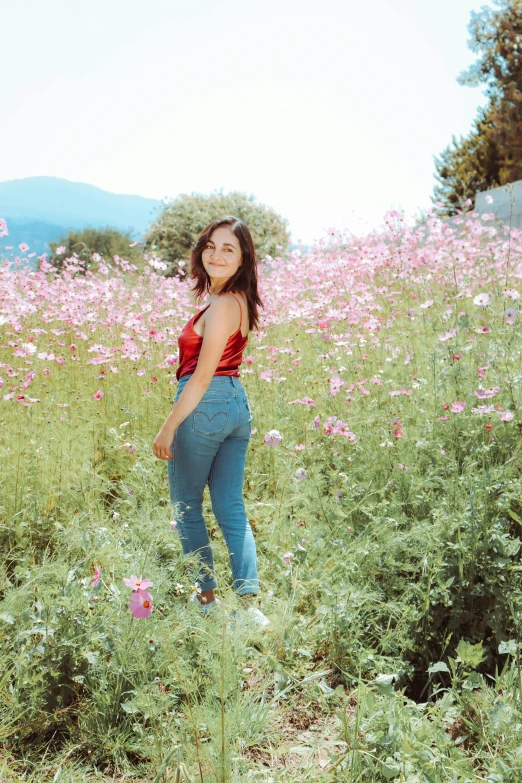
[1,208,522,780]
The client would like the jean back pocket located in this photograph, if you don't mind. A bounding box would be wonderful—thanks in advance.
[193,399,231,437]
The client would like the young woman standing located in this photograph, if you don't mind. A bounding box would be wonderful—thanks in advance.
[152,216,269,625]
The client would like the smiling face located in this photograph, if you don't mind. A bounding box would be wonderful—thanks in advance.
[201,226,243,293]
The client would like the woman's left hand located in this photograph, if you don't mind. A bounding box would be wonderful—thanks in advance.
[152,427,175,460]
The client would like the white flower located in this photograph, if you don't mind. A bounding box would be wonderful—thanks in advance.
[473,293,491,307]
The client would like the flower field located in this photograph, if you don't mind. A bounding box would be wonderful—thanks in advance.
[1,209,522,782]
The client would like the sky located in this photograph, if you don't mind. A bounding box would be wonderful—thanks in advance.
[2,0,494,245]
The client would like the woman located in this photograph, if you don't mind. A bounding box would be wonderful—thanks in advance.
[152,216,269,626]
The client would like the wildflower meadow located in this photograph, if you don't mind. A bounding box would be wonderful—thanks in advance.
[1,208,522,782]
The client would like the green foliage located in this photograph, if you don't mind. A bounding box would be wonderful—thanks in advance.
[143,189,291,274]
[48,226,144,271]
[432,0,522,215]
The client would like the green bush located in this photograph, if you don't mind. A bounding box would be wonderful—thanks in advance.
[143,189,291,275]
[49,226,144,272]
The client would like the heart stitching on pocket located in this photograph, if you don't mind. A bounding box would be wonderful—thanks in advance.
[193,399,231,437]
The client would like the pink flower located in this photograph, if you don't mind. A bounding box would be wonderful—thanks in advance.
[18,242,29,253]
[498,410,514,422]
[505,308,517,325]
[91,567,102,587]
[123,575,154,591]
[92,389,104,400]
[287,397,316,407]
[123,442,136,455]
[264,429,282,446]
[474,387,500,399]
[129,589,153,619]
[137,369,146,376]
[438,327,457,342]
[473,293,490,306]
[283,552,294,565]
[451,401,466,413]
[471,404,495,415]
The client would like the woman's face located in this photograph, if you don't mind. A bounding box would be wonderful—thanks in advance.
[201,226,243,291]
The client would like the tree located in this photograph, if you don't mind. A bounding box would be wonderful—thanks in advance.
[432,0,522,215]
[48,226,144,272]
[143,189,291,276]
[432,104,501,216]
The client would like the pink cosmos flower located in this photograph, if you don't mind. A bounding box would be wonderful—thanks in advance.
[123,575,154,591]
[129,589,153,619]
[451,401,466,413]
[264,429,282,446]
[498,410,514,422]
[19,243,29,253]
[92,389,104,400]
[287,397,316,407]
[295,468,307,480]
[473,293,490,306]
[123,442,136,455]
[474,387,500,399]
[505,308,517,325]
[471,404,495,415]
[92,567,102,587]
[438,327,457,342]
[474,326,491,334]
[283,552,294,565]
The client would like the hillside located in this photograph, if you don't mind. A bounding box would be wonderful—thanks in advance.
[0,176,162,257]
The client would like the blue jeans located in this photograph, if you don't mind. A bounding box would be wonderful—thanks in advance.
[167,374,259,595]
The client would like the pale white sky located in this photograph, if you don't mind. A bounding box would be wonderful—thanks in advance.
[3,0,492,245]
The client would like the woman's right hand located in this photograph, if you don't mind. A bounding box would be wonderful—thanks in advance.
[152,426,175,460]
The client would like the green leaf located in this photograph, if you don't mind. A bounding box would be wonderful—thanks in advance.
[382,759,401,779]
[499,639,518,655]
[455,639,485,668]
[428,661,450,674]
[121,699,140,714]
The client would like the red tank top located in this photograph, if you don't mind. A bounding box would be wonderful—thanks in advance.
[176,293,249,381]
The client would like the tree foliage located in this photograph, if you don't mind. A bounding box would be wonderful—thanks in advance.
[49,226,144,271]
[143,189,291,276]
[432,0,522,215]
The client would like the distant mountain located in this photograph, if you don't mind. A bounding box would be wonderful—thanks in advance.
[0,176,162,258]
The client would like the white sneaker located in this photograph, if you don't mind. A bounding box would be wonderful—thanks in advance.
[245,606,270,627]
[228,604,270,630]
[189,592,221,615]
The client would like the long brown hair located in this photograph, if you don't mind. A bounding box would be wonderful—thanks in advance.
[189,216,263,332]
